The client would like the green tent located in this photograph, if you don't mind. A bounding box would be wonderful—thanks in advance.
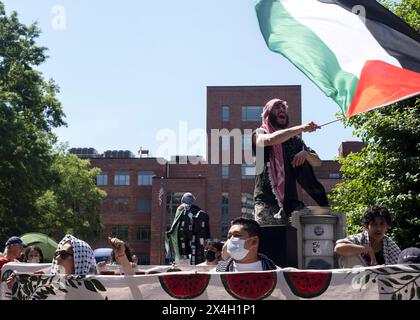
[20,233,58,262]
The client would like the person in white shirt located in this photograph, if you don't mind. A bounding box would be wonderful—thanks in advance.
[215,217,279,272]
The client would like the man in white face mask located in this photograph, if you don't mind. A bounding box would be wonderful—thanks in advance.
[215,217,279,272]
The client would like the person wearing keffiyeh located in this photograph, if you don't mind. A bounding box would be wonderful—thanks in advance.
[51,234,97,275]
[335,206,401,266]
[252,98,329,225]
[7,235,102,289]
[7,235,135,290]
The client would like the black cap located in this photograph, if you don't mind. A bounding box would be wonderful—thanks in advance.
[398,247,420,264]
[5,236,26,247]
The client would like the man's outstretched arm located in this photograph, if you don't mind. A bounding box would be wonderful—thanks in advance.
[253,122,320,147]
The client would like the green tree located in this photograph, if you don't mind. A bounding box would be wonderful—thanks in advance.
[381,0,420,32]
[330,0,420,248]
[0,3,104,244]
[34,147,106,241]
[0,1,65,242]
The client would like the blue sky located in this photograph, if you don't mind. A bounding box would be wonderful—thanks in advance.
[3,0,358,160]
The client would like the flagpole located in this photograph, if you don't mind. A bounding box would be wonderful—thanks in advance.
[159,177,164,265]
[319,115,346,127]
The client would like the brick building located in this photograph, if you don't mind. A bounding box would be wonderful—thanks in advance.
[77,86,360,265]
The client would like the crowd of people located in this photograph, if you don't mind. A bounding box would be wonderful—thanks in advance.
[0,211,419,296]
[1,97,419,285]
[1,210,418,284]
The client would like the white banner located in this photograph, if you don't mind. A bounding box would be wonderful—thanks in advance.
[1,263,419,300]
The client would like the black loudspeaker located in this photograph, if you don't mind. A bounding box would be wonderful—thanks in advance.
[259,225,298,268]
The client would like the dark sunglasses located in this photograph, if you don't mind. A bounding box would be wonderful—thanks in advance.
[54,250,73,259]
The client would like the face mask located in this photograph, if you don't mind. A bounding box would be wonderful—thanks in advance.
[227,237,249,261]
[205,250,216,262]
[28,256,40,263]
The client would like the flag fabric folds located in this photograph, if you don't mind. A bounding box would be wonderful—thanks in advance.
[255,0,420,117]
[158,177,164,207]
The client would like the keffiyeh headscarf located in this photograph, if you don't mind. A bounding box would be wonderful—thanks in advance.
[261,98,286,208]
[51,234,97,275]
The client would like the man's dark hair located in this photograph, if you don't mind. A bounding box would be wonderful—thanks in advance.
[362,206,392,225]
[231,217,262,238]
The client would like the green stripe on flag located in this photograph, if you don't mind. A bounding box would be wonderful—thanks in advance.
[256,0,358,114]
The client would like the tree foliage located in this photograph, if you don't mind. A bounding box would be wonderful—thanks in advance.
[381,0,420,32]
[0,2,104,244]
[0,2,65,242]
[330,0,420,248]
[34,147,106,241]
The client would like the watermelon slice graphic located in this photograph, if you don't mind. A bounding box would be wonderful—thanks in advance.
[284,271,332,298]
[159,273,210,299]
[221,272,277,300]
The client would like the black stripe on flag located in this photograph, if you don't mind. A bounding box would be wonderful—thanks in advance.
[318,0,420,72]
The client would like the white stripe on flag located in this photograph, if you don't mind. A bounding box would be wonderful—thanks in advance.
[158,186,164,207]
[281,0,401,77]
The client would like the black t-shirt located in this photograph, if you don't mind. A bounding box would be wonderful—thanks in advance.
[252,128,316,213]
[362,250,385,265]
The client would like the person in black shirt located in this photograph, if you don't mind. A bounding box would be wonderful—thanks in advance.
[252,98,329,225]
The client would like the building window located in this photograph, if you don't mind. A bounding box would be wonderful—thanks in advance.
[113,197,130,212]
[166,192,184,227]
[329,173,340,179]
[111,225,129,240]
[241,164,256,179]
[221,193,229,239]
[136,225,151,241]
[241,193,254,218]
[222,106,230,122]
[138,171,155,186]
[221,164,229,179]
[114,171,130,185]
[242,133,252,150]
[96,172,108,186]
[137,198,151,213]
[241,106,263,122]
[138,253,150,265]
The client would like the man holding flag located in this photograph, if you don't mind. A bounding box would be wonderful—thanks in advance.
[252,98,329,226]
[255,0,420,117]
[252,0,419,225]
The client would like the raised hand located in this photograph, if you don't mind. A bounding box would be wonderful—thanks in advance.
[301,121,321,133]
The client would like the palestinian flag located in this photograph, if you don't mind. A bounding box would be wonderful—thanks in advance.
[255,0,420,117]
